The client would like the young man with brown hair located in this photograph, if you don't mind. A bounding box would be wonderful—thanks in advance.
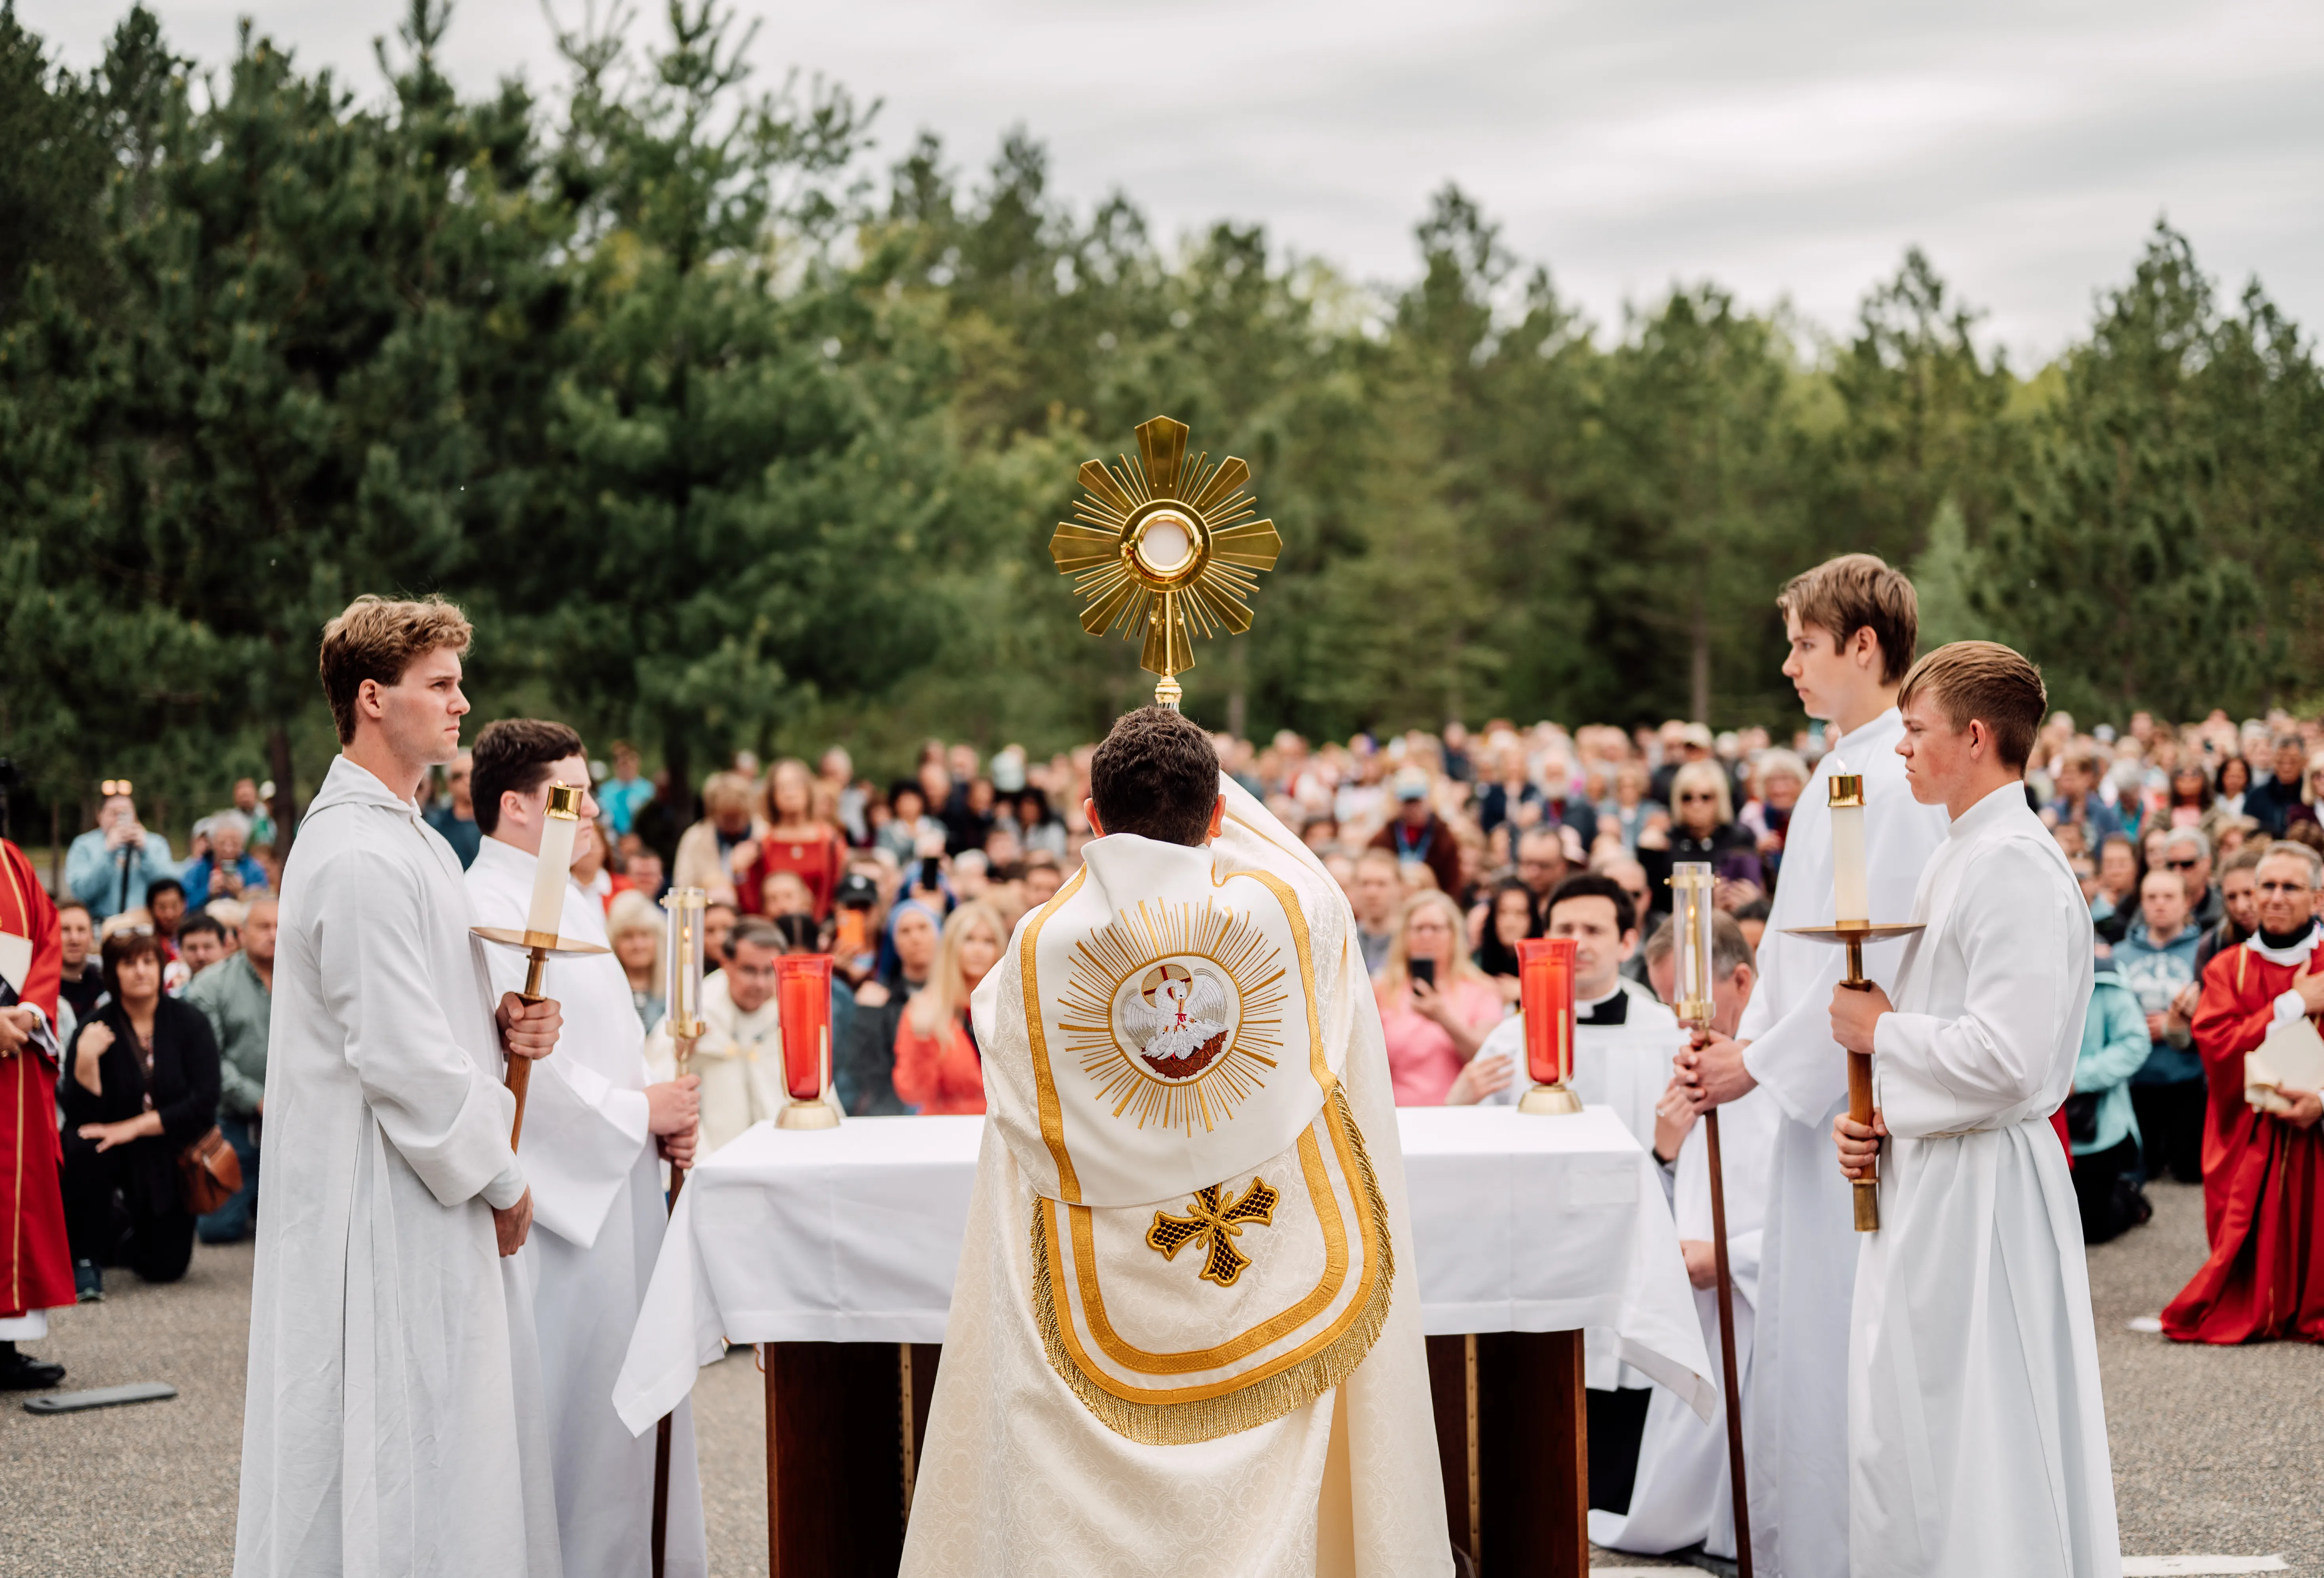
[466,718,707,1578]
[237,596,567,1578]
[1830,640,2117,1576]
[1677,553,1949,1578]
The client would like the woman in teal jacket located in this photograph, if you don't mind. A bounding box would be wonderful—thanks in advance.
[2069,963,2153,1243]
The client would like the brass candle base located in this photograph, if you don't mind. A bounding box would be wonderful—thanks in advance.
[1517,1081,1584,1115]
[776,1097,842,1130]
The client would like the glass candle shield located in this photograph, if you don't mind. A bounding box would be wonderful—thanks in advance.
[775,955,835,1101]
[1516,937,1577,1086]
[1672,860,1717,1025]
[662,888,707,1039]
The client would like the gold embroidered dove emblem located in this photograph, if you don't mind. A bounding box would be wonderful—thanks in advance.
[1145,1176,1279,1287]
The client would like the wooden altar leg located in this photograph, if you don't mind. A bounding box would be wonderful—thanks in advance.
[763,1342,911,1577]
[1475,1329,1588,1578]
[1424,1335,1482,1567]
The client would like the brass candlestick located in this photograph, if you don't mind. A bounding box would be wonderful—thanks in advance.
[1784,773,1923,1232]
[471,786,608,1151]
[1670,861,1752,1578]
[1049,415,1283,712]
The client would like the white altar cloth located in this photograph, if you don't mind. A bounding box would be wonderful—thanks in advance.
[612,1105,1713,1436]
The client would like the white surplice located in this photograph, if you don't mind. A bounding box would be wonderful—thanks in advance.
[235,757,561,1578]
[1734,706,1949,1578]
[467,838,707,1578]
[1853,781,2117,1577]
[1590,1081,1778,1561]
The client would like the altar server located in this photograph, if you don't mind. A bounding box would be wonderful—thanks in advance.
[1831,640,2119,1578]
[237,596,564,1578]
[904,706,1449,1578]
[466,720,708,1578]
[1679,555,1947,1578]
[2160,840,2324,1343]
[0,834,73,1389]
[1593,911,1775,1563]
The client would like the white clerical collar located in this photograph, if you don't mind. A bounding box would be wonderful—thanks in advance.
[1827,707,1901,761]
[1948,779,2028,839]
[2245,923,2323,967]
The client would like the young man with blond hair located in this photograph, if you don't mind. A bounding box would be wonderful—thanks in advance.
[1832,641,2118,1576]
[236,596,566,1578]
[1677,553,1949,1578]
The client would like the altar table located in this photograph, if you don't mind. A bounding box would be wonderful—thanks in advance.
[614,1105,1710,1576]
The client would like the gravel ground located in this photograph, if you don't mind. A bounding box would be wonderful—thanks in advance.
[3,1175,2313,1575]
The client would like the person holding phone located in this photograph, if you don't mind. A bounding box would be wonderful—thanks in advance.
[1373,890,1504,1104]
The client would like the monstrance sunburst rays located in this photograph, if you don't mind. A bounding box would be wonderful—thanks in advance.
[1048,415,1283,710]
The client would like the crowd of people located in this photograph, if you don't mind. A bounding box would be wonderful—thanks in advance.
[24,697,2320,1314]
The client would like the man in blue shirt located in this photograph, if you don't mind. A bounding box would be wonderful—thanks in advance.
[2113,866,2205,1185]
[64,786,177,922]
[599,740,656,838]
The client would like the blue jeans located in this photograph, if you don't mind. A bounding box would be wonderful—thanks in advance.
[196,1114,260,1244]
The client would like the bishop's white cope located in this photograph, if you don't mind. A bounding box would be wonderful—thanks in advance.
[1733,706,1948,1578]
[1853,781,2118,1577]
[467,838,707,1578]
[901,777,1449,1578]
[234,757,560,1578]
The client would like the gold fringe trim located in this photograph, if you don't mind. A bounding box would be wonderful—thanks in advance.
[1029,1088,1396,1445]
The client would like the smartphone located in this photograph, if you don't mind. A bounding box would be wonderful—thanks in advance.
[1409,958,1437,988]
[835,908,867,959]
[919,855,944,892]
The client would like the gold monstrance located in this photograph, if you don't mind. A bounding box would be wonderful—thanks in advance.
[1049,415,1283,711]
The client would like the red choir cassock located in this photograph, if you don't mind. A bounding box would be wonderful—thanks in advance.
[0,839,74,1322]
[2161,932,2324,1344]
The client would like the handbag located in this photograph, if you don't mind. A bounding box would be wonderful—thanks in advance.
[178,1126,244,1216]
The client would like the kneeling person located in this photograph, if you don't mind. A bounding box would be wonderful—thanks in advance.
[902,707,1449,1578]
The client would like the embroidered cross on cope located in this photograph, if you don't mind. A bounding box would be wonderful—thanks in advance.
[1146,1176,1280,1287]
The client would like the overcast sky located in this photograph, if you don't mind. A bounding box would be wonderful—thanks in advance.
[22,0,2324,363]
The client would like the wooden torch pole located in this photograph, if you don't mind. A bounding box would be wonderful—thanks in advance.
[1697,1025,1754,1578]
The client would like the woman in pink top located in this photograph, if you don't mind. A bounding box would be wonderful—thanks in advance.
[1374,890,1506,1105]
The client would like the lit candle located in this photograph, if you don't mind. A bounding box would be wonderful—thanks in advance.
[776,955,835,1102]
[662,887,708,1040]
[1671,860,1717,1027]
[1517,938,1577,1088]
[527,783,582,942]
[1827,760,1868,926]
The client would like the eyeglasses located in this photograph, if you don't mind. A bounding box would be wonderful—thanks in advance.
[2165,858,2200,870]
[100,779,133,797]
[1677,792,1717,803]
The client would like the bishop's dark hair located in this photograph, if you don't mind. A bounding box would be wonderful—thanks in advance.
[471,719,585,835]
[1088,706,1221,847]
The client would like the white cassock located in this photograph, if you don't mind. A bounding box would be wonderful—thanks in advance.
[902,777,1450,1578]
[235,757,561,1578]
[1589,1082,1779,1561]
[467,838,708,1578]
[1735,706,1948,1578]
[645,967,784,1156]
[1853,781,2117,1577]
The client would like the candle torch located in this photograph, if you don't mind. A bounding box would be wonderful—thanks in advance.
[1782,764,1923,1232]
[469,781,608,1150]
[1671,860,1752,1577]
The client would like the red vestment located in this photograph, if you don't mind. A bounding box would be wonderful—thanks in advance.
[0,839,74,1319]
[2160,934,2324,1344]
